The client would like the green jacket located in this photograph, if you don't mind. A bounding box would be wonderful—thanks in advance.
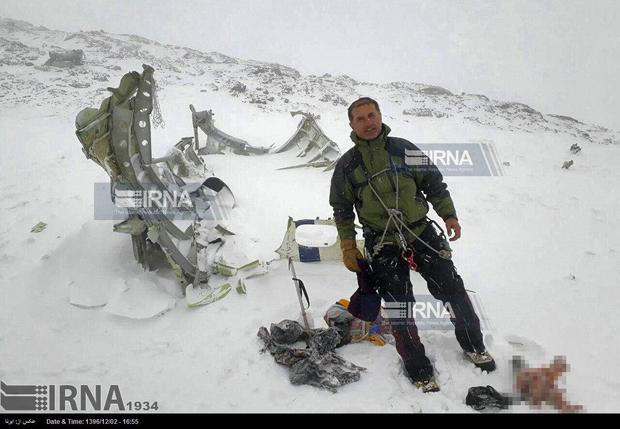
[329,124,457,245]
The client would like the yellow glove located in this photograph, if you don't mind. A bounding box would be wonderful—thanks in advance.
[340,239,364,272]
[368,334,387,347]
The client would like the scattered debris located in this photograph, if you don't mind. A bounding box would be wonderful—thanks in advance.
[257,320,366,392]
[275,216,364,262]
[30,221,47,233]
[236,278,247,295]
[190,106,341,169]
[466,385,511,411]
[190,105,269,155]
[274,111,342,170]
[212,258,264,278]
[75,65,249,303]
[324,299,390,347]
[562,160,574,169]
[185,282,233,308]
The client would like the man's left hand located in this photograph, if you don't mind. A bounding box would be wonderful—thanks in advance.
[445,217,461,241]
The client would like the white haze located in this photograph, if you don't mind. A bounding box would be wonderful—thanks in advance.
[1,0,619,131]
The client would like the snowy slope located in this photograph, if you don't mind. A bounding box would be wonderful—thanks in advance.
[1,17,620,413]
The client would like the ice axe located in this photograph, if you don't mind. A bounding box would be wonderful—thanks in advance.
[287,257,311,329]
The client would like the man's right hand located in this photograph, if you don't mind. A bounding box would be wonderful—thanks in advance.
[340,239,364,272]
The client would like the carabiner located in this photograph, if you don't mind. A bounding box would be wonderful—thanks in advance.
[401,247,418,271]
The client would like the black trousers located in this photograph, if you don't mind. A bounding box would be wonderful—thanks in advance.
[367,224,485,381]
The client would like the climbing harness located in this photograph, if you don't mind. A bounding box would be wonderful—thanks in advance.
[357,155,452,269]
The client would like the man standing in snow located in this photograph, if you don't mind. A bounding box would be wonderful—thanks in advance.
[329,97,494,393]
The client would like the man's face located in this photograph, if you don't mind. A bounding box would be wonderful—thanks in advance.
[349,103,382,141]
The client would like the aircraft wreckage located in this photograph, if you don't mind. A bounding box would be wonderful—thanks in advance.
[75,64,347,307]
[190,105,341,170]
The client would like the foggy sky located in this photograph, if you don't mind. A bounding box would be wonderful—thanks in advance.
[2,0,619,130]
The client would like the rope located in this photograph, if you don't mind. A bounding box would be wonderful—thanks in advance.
[360,158,448,259]
[365,180,440,256]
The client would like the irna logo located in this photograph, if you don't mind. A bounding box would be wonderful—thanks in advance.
[1,381,125,411]
[404,143,504,176]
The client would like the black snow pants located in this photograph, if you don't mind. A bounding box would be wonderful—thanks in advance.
[366,223,485,381]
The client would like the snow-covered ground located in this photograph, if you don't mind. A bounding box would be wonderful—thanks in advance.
[1,19,620,413]
[2,91,619,412]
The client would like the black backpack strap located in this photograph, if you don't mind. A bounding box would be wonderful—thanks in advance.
[293,277,310,309]
[342,146,368,189]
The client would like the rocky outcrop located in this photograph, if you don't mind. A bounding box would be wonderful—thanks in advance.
[43,49,84,67]
[0,16,617,145]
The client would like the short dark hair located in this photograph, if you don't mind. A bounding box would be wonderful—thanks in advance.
[348,97,381,121]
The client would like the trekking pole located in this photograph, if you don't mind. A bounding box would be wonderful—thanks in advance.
[288,257,311,330]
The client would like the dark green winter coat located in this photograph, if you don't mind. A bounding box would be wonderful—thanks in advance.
[329,124,457,245]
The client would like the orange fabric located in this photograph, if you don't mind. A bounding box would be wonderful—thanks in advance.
[336,299,350,308]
